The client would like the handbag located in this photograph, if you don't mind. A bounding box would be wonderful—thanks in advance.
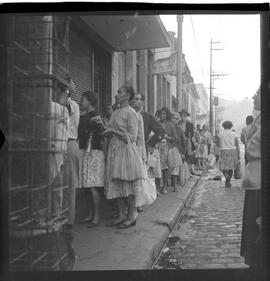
[179,164,186,186]
[234,159,242,179]
[111,136,145,181]
[136,176,157,206]
[167,146,181,168]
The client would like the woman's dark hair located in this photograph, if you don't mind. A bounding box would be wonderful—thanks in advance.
[118,86,136,101]
[112,103,119,111]
[222,121,233,130]
[160,107,172,121]
[246,115,254,126]
[81,91,98,108]
[55,80,68,94]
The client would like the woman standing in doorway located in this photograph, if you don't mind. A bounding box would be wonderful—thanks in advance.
[218,121,240,187]
[78,91,105,227]
[104,86,144,229]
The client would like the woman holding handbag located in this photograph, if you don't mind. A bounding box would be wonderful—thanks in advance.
[78,91,105,227]
[103,86,145,229]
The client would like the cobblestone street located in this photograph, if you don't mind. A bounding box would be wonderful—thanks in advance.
[155,167,249,270]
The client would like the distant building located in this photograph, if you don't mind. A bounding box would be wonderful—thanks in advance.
[195,83,209,126]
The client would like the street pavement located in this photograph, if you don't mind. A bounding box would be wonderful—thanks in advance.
[155,166,248,270]
[73,177,200,270]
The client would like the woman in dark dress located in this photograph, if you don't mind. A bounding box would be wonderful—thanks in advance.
[240,88,262,268]
[157,107,178,193]
[78,91,105,227]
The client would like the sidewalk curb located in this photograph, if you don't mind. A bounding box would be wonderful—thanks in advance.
[146,175,203,269]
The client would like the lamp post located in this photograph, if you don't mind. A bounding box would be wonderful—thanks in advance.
[177,15,183,111]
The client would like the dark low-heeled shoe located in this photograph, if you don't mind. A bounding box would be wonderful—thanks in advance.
[225,182,231,188]
[117,220,136,229]
[105,218,126,227]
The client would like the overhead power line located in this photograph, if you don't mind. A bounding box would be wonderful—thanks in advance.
[189,15,207,83]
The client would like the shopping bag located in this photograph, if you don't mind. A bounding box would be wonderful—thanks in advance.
[167,146,181,168]
[112,137,145,181]
[234,160,242,179]
[179,164,186,186]
[136,176,157,206]
[208,153,216,167]
[179,161,189,186]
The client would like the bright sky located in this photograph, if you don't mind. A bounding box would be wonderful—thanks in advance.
[160,14,261,101]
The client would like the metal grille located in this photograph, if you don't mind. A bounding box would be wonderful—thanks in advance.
[8,15,71,271]
[69,25,92,104]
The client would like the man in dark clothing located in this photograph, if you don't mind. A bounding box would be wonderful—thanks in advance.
[179,109,196,170]
[133,93,165,200]
[137,95,165,153]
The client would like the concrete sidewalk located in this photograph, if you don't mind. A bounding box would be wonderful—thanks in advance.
[73,177,200,270]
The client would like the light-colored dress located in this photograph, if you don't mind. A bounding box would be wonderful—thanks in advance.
[196,135,208,159]
[105,106,142,199]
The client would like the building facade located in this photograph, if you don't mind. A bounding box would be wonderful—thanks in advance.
[195,83,209,126]
[5,14,170,271]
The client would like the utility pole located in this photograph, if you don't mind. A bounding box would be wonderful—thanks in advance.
[177,15,184,111]
[209,39,227,135]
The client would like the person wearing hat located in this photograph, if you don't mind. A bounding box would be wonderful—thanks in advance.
[179,109,196,171]
[54,76,80,266]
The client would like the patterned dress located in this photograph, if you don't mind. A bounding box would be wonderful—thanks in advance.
[78,111,105,188]
[105,106,142,199]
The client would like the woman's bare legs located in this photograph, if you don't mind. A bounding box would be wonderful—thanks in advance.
[90,188,101,224]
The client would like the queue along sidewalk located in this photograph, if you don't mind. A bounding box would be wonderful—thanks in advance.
[73,175,202,270]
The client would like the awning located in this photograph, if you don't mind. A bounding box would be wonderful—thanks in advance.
[80,15,171,51]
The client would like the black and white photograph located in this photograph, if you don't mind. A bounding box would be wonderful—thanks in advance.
[0,3,268,276]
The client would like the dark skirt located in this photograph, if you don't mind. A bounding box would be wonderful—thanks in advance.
[240,189,262,267]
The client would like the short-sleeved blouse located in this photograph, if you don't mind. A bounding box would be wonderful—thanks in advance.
[219,129,237,150]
